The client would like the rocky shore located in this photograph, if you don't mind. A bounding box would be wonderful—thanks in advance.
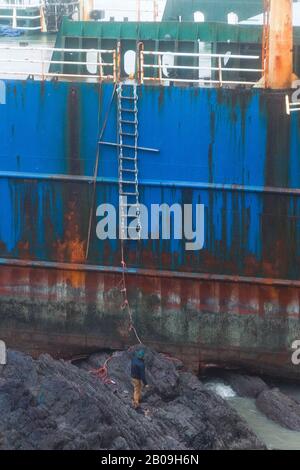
[0,347,265,450]
[220,371,300,432]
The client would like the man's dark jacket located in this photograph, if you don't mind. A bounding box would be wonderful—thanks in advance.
[131,357,147,385]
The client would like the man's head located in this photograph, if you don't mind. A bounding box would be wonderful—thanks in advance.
[136,349,145,360]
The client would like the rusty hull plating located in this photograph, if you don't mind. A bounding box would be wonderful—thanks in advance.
[0,80,300,378]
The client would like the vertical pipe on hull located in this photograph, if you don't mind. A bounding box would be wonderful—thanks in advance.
[265,0,293,89]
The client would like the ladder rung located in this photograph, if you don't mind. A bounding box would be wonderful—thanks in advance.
[120,132,137,137]
[120,96,136,101]
[120,214,139,218]
[120,203,140,207]
[120,180,138,184]
[120,168,136,173]
[120,192,139,196]
[120,156,137,161]
[120,108,136,113]
[120,119,138,125]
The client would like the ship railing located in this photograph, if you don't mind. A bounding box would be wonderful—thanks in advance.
[0,1,45,31]
[0,45,117,81]
[0,0,43,5]
[43,1,80,33]
[139,49,263,87]
[285,95,300,115]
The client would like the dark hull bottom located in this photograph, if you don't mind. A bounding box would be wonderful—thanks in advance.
[0,262,300,380]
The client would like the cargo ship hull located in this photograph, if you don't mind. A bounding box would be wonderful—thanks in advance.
[0,261,300,379]
[0,80,300,378]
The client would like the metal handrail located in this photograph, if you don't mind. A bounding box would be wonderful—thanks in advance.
[142,51,260,60]
[0,1,44,30]
[0,4,43,8]
[0,14,41,18]
[0,1,44,7]
[140,49,262,87]
[0,46,116,53]
[0,45,263,87]
[286,95,300,115]
[44,1,78,5]
[0,46,117,81]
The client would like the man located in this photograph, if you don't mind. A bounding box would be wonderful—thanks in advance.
[131,349,148,409]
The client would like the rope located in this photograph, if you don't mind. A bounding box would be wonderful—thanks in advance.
[90,354,118,385]
[120,239,142,345]
[85,83,117,260]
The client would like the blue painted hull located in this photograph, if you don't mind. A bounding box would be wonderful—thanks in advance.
[0,79,299,377]
[0,81,299,279]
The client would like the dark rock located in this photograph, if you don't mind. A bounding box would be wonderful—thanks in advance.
[80,346,181,400]
[0,347,266,450]
[222,372,269,398]
[256,389,300,431]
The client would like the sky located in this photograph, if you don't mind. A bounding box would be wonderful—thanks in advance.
[93,0,300,24]
[241,2,300,26]
[94,0,167,21]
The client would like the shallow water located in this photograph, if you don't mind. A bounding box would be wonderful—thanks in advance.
[230,396,300,450]
[204,378,300,450]
[204,378,237,399]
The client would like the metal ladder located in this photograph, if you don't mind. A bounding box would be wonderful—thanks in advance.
[117,83,141,240]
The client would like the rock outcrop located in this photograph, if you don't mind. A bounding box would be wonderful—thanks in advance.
[0,348,265,450]
[256,389,300,431]
[221,372,269,398]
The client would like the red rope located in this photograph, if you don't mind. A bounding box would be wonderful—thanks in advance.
[120,239,143,344]
[90,355,117,385]
[92,241,143,383]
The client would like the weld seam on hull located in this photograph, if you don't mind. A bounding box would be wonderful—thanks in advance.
[0,171,299,196]
[0,256,299,288]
